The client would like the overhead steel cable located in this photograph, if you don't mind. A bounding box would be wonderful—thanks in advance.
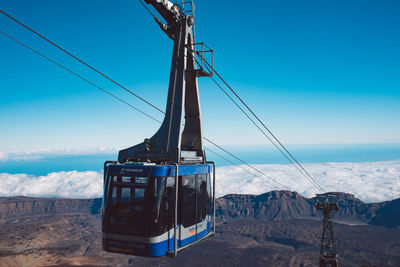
[0,29,162,124]
[0,29,288,190]
[0,9,165,115]
[214,74,325,192]
[194,56,319,190]
[194,51,326,193]
[137,0,159,21]
[209,75,317,188]
[194,56,324,192]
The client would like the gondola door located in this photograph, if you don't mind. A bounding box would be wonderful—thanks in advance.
[179,175,197,247]
[165,176,176,252]
[166,172,211,253]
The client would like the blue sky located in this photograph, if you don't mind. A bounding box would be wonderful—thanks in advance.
[1,0,399,153]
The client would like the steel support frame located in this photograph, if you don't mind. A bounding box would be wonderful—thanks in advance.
[118,14,204,165]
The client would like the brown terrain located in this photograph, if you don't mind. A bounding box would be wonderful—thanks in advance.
[0,191,399,267]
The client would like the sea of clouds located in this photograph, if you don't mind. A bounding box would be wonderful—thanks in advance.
[0,160,399,203]
[216,160,400,203]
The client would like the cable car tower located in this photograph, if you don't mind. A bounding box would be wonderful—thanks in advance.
[316,194,340,267]
[102,0,215,257]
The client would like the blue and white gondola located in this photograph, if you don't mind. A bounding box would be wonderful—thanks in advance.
[102,163,215,257]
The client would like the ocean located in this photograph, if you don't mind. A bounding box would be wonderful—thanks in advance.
[1,144,400,176]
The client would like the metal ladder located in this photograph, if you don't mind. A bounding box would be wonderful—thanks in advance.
[181,0,195,17]
[180,0,213,77]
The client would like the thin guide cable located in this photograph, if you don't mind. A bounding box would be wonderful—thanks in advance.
[0,9,165,114]
[0,29,162,124]
[197,53,325,192]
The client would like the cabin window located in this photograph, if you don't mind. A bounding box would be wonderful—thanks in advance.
[180,174,211,227]
[105,175,166,236]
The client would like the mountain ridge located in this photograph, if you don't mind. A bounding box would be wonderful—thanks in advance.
[216,190,397,226]
[1,191,398,228]
[0,196,101,220]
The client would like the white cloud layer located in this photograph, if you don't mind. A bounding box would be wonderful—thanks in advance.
[0,171,103,199]
[0,160,399,202]
[216,160,400,203]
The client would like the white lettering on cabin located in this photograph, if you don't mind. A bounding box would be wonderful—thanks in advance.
[120,168,143,174]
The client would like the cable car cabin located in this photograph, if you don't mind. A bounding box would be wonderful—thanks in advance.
[102,0,216,257]
[102,162,215,257]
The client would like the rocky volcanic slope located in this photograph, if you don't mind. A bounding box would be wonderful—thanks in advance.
[0,197,102,219]
[369,198,400,228]
[0,191,394,226]
[0,191,399,267]
[216,190,392,225]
